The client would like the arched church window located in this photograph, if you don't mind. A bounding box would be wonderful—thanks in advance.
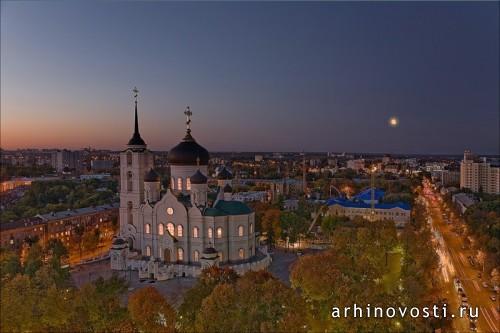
[208,227,213,239]
[216,227,223,239]
[238,225,244,237]
[177,225,183,237]
[177,247,184,261]
[158,223,164,235]
[192,226,199,238]
[186,177,191,190]
[167,223,175,236]
[127,171,133,192]
[238,248,245,259]
[145,224,151,234]
[249,223,253,234]
[177,178,183,191]
[127,152,132,166]
[193,250,199,262]
[145,246,151,256]
[127,201,133,224]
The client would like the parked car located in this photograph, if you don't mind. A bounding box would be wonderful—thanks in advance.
[482,282,489,288]
[469,321,477,332]
[490,295,497,302]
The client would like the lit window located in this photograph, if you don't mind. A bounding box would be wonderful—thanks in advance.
[193,227,199,238]
[249,223,253,234]
[177,247,184,261]
[193,250,199,262]
[167,207,174,215]
[177,225,183,237]
[208,227,213,239]
[216,227,223,239]
[158,223,164,235]
[167,223,175,236]
[177,178,183,190]
[146,246,151,256]
[186,177,191,190]
[145,224,151,234]
[239,248,244,259]
[238,225,244,237]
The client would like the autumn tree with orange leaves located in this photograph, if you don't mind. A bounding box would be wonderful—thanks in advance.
[128,286,176,333]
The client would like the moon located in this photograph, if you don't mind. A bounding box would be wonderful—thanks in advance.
[388,116,399,127]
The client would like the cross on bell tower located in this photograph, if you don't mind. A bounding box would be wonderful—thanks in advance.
[184,106,193,134]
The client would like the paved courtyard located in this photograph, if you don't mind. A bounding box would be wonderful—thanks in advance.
[70,249,301,307]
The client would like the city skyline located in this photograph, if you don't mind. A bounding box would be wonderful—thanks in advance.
[1,2,498,154]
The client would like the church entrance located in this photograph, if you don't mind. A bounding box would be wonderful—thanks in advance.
[164,248,171,263]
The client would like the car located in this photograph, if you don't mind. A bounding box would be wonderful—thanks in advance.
[457,287,464,294]
[477,272,482,278]
[296,250,303,256]
[490,295,497,302]
[482,282,489,288]
[461,296,468,303]
[469,321,477,332]
[461,301,469,308]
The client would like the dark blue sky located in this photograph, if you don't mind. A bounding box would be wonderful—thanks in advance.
[1,1,498,154]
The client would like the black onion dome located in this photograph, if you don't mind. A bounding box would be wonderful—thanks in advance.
[217,168,232,180]
[112,238,126,245]
[191,169,208,184]
[223,184,232,193]
[144,168,160,182]
[168,132,209,165]
[203,247,217,254]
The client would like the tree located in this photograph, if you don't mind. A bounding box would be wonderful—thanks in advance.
[72,275,129,332]
[74,224,85,260]
[177,267,238,333]
[24,243,43,277]
[0,248,22,280]
[195,271,307,333]
[128,286,176,333]
[260,208,281,247]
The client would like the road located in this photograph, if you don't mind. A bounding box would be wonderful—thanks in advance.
[422,180,499,333]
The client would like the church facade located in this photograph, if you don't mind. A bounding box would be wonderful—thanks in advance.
[110,92,270,280]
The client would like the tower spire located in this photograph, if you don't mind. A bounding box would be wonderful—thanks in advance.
[133,87,139,135]
[127,87,146,147]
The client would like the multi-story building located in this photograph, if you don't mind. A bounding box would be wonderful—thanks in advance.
[0,203,118,250]
[326,188,411,228]
[347,159,365,171]
[51,149,82,173]
[460,150,500,194]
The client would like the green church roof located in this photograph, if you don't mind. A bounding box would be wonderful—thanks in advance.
[203,200,252,216]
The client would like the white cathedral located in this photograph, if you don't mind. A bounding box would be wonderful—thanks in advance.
[110,91,271,280]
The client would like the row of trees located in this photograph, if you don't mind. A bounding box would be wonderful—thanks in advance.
[1,179,117,222]
[1,239,308,333]
[253,198,313,248]
[289,203,443,332]
[463,195,500,277]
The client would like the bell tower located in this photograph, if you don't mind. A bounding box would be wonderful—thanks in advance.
[119,87,153,243]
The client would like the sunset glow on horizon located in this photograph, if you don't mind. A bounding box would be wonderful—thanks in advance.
[1,1,498,154]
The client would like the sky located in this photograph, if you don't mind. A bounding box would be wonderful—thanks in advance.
[1,1,498,154]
